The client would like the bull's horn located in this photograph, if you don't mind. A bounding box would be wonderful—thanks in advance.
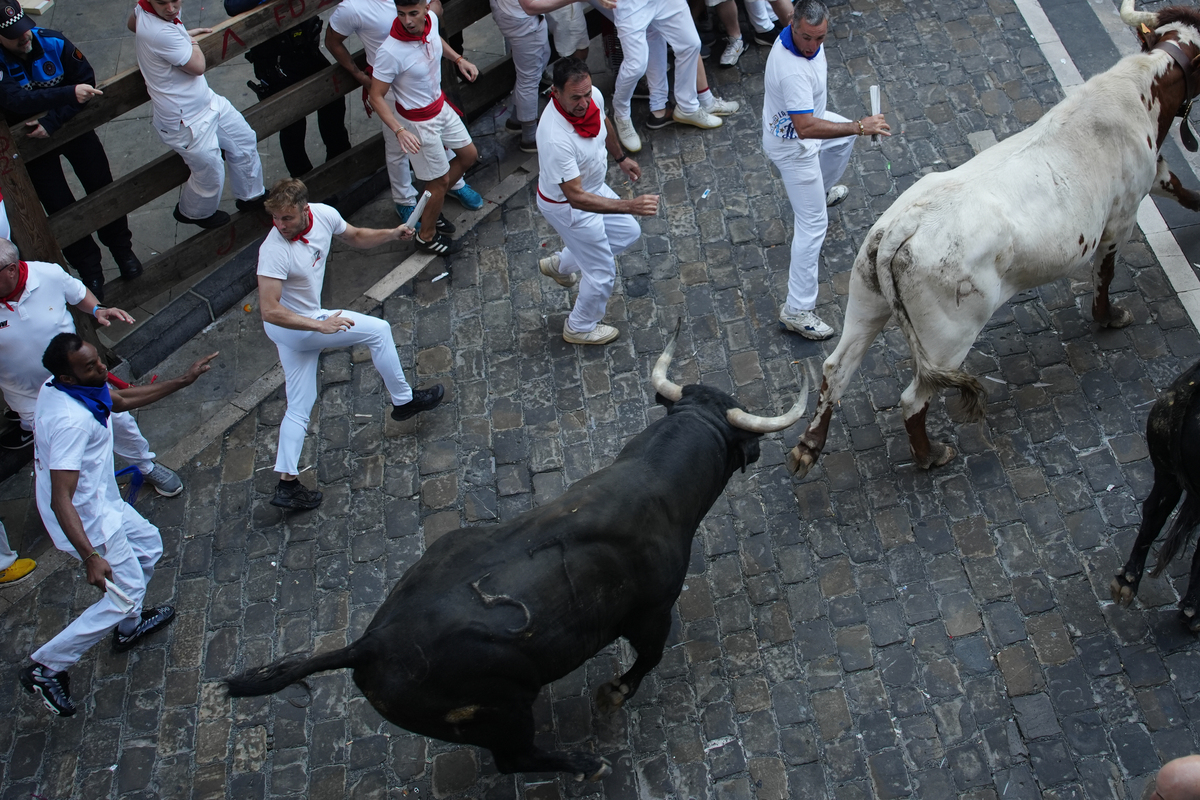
[726,373,811,433]
[650,320,684,402]
[1120,0,1158,29]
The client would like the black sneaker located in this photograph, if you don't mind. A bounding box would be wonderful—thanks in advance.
[3,408,19,422]
[1,426,32,449]
[392,384,445,421]
[174,205,231,229]
[646,111,674,130]
[112,605,176,653]
[414,232,461,255]
[271,479,323,510]
[753,26,780,46]
[113,249,143,280]
[505,117,522,131]
[20,664,76,717]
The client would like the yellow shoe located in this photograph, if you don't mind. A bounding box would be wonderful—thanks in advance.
[0,557,36,586]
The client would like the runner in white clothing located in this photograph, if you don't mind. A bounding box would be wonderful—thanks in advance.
[20,334,216,718]
[325,0,483,223]
[369,0,480,255]
[490,0,550,152]
[535,59,658,345]
[761,0,887,340]
[256,178,445,511]
[129,0,265,229]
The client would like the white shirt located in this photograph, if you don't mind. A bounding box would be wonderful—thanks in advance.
[762,38,827,154]
[256,203,348,319]
[536,87,610,202]
[490,0,541,38]
[0,262,87,414]
[134,3,215,128]
[373,12,444,111]
[328,0,399,67]
[34,383,124,551]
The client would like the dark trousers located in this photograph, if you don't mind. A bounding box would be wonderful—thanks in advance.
[258,49,352,178]
[25,130,132,283]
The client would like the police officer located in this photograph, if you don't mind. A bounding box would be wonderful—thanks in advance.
[225,0,351,178]
[0,0,142,301]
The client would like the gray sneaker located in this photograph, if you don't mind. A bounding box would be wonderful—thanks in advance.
[143,463,183,497]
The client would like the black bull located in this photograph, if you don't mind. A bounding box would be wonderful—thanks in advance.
[226,330,808,778]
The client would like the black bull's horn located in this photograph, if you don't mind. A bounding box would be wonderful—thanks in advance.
[1120,0,1158,29]
[650,322,810,433]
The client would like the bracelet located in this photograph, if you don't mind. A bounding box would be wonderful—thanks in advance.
[454,55,465,66]
[91,304,104,317]
[396,126,406,136]
[857,120,865,136]
[615,154,628,163]
[84,551,101,563]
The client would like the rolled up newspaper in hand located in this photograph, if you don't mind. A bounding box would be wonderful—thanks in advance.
[870,85,881,147]
[105,578,134,614]
[410,190,432,227]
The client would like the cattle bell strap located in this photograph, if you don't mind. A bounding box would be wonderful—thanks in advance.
[1157,40,1198,151]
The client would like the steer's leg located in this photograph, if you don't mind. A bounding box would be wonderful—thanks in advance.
[788,266,891,478]
[1150,156,1200,211]
[486,701,612,779]
[596,603,674,710]
[1110,468,1181,605]
[1092,219,1135,328]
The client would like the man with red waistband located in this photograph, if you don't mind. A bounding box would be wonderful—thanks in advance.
[368,0,479,255]
[535,58,658,345]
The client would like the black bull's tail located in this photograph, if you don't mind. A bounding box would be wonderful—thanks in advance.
[226,640,371,697]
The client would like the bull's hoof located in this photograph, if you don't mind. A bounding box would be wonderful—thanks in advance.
[575,757,612,782]
[1110,571,1140,606]
[915,442,956,470]
[595,681,629,711]
[787,444,817,478]
[1099,305,1134,329]
[1180,604,1200,634]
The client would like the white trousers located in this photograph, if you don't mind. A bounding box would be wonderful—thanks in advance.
[745,0,778,33]
[538,185,642,332]
[31,505,162,672]
[0,520,15,571]
[157,94,265,219]
[546,4,590,57]
[265,311,412,476]
[763,113,856,311]
[495,15,551,123]
[613,0,700,117]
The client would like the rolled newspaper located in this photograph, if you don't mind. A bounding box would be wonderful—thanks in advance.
[410,190,432,226]
[105,579,134,614]
[870,85,881,147]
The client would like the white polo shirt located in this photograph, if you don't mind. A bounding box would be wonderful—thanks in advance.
[134,3,215,128]
[536,87,609,202]
[0,262,86,414]
[490,0,541,38]
[34,383,124,551]
[328,0,399,66]
[762,38,826,155]
[373,12,444,111]
[256,203,348,319]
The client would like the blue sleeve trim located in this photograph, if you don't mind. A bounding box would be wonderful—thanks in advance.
[790,109,814,115]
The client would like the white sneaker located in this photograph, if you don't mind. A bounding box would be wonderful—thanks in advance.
[563,322,619,345]
[614,116,641,152]
[825,185,849,207]
[539,253,579,288]
[704,95,740,116]
[779,307,835,340]
[719,37,746,67]
[672,106,723,129]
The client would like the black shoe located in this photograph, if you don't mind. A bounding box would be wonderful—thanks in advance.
[113,250,143,280]
[415,232,460,255]
[3,408,19,422]
[174,205,231,229]
[20,664,75,717]
[700,39,712,59]
[392,384,445,421]
[271,479,323,510]
[1,426,32,449]
[112,605,176,653]
[505,117,522,131]
[413,214,456,235]
[519,139,538,153]
[753,26,780,46]
[646,111,674,130]
[235,193,268,214]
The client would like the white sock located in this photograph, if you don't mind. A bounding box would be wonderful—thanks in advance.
[699,88,714,110]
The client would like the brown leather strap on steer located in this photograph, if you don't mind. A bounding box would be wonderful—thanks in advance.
[1156,39,1198,151]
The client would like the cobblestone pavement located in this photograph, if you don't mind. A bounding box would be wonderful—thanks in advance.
[3,0,1200,798]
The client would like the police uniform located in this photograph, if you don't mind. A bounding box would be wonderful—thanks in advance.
[224,0,351,178]
[0,28,139,294]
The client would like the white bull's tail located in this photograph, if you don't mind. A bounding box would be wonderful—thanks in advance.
[866,210,989,422]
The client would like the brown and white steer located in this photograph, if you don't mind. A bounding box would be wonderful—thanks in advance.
[788,0,1200,479]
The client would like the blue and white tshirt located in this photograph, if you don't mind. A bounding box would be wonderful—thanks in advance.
[761,36,826,154]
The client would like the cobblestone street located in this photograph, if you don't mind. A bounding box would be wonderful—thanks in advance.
[3,0,1200,797]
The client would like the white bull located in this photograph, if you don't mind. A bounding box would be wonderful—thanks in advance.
[788,0,1200,479]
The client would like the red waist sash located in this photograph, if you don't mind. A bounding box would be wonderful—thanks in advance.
[395,91,462,122]
[536,186,568,204]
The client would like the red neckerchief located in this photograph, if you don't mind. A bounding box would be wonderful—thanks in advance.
[390,15,430,43]
[137,0,181,24]
[552,95,602,138]
[1,261,28,311]
[285,209,315,244]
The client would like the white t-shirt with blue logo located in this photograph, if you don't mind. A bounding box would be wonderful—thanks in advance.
[761,37,826,155]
